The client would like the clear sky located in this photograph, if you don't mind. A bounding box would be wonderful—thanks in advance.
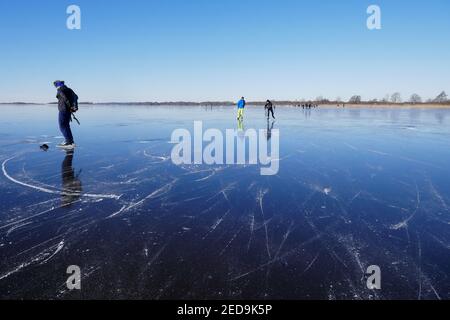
[0,0,449,103]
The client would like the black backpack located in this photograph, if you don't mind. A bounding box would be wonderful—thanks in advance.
[63,87,79,113]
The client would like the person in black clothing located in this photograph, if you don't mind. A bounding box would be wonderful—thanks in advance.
[54,80,78,149]
[265,100,276,119]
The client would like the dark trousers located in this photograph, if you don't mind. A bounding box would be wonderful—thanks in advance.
[59,111,74,144]
[267,108,275,119]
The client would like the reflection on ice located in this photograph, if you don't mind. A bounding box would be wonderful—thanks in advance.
[2,156,120,200]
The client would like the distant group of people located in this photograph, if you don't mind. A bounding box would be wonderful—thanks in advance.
[237,97,276,121]
[299,103,318,109]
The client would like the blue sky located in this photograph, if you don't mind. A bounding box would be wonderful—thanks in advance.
[0,0,449,102]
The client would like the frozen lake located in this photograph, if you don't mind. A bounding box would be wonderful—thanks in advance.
[1,104,449,299]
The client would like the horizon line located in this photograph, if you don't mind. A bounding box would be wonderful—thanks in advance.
[1,100,449,106]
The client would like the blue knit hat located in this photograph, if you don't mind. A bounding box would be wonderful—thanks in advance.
[53,80,65,88]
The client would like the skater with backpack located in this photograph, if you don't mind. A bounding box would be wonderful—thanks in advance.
[53,80,79,149]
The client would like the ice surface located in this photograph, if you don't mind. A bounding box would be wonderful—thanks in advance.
[0,104,449,299]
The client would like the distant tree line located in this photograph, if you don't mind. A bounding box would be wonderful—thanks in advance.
[345,91,448,104]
